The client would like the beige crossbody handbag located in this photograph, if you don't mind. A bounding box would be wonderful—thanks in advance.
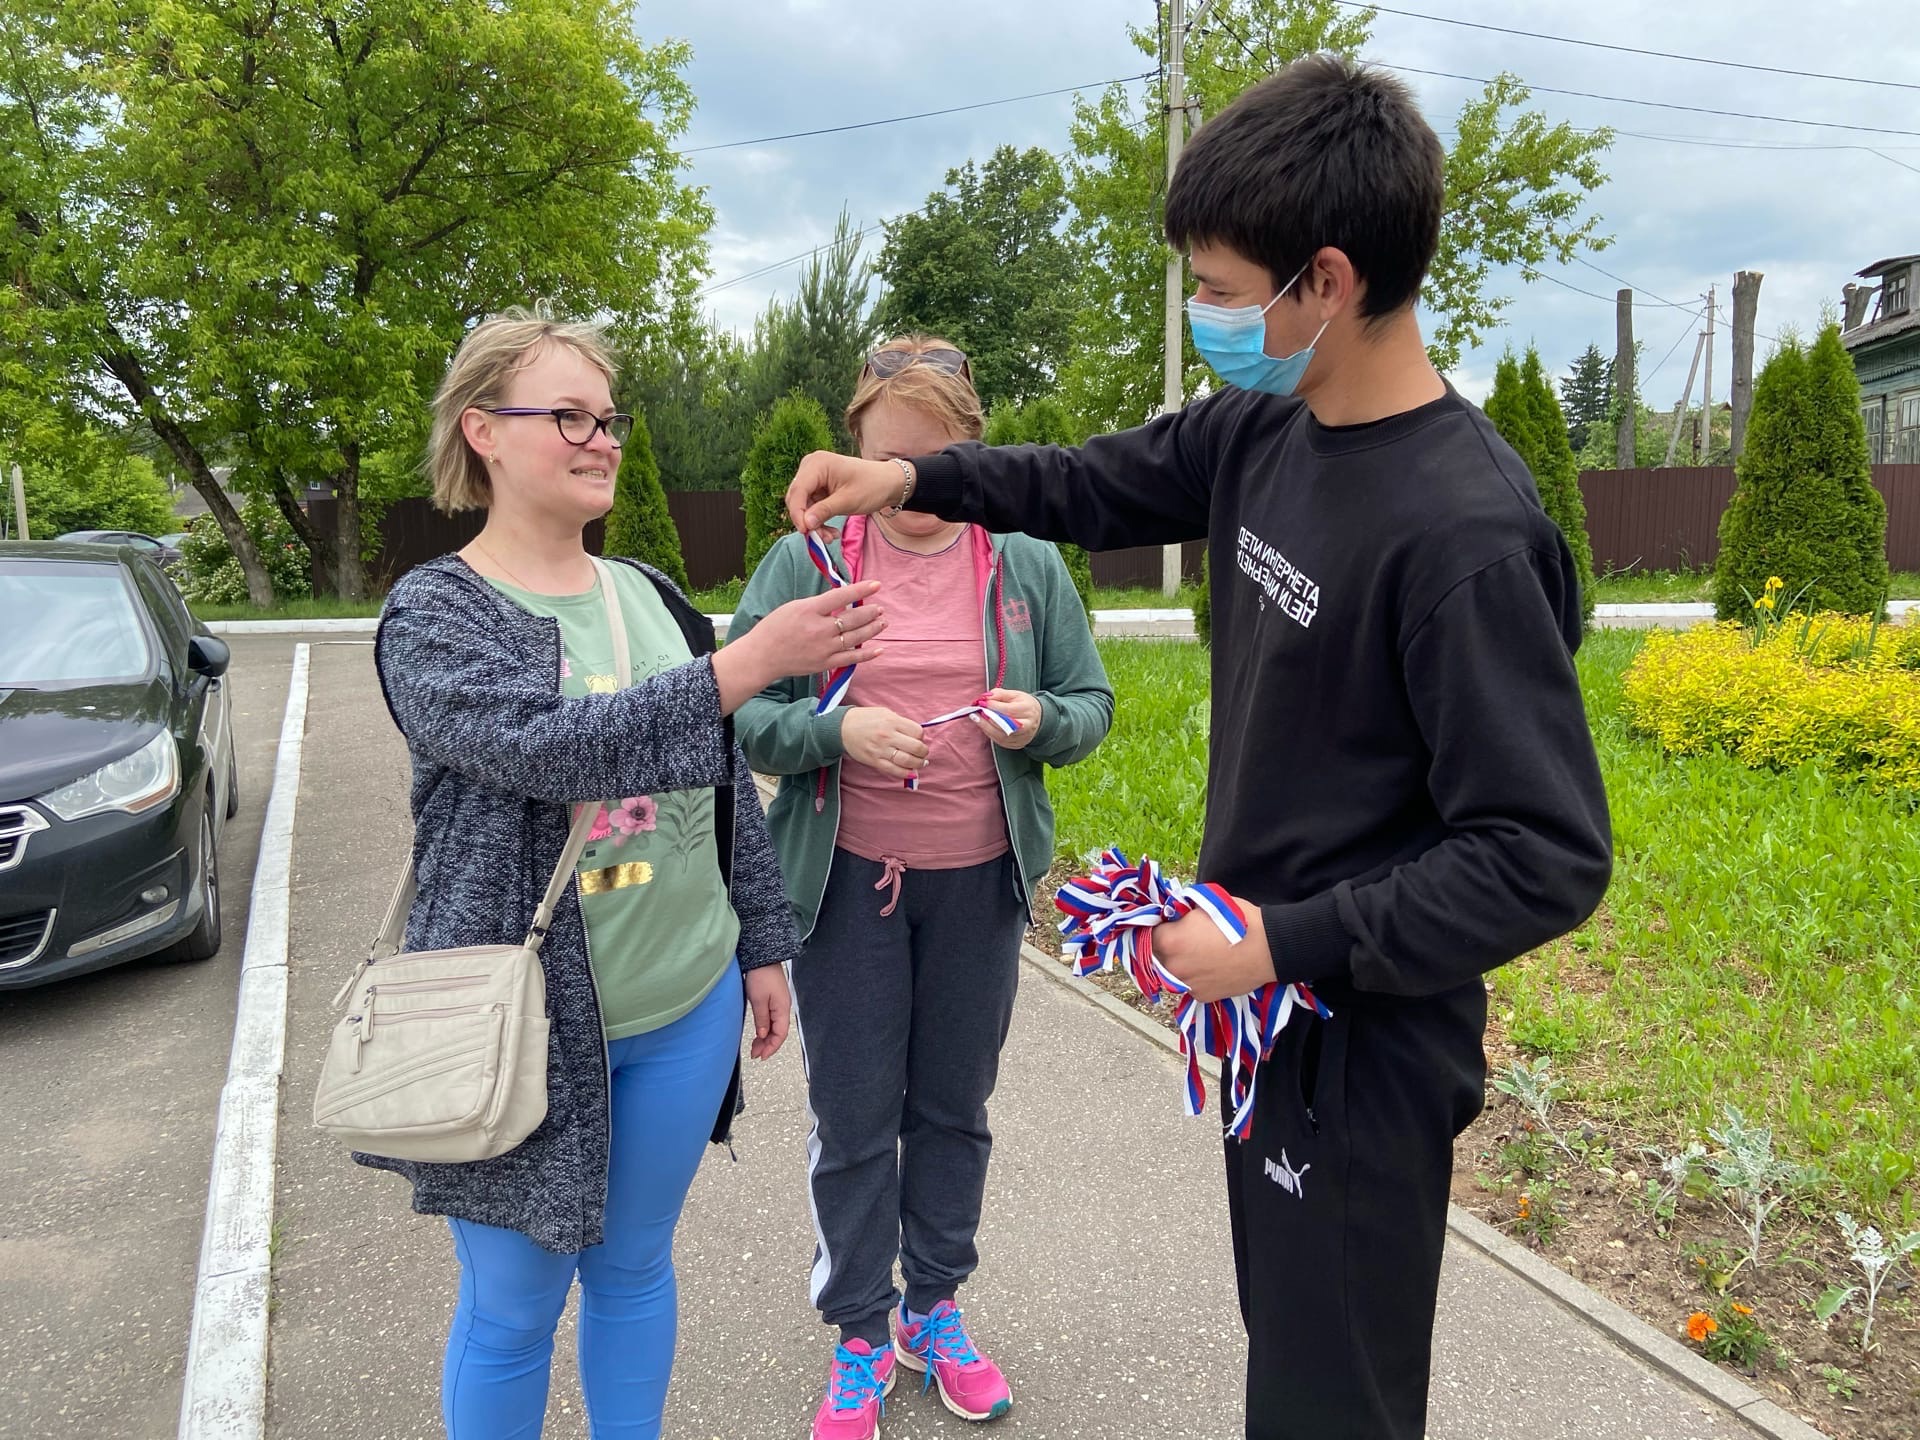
[313,558,631,1163]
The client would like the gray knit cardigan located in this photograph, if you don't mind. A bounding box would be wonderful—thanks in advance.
[365,553,798,1253]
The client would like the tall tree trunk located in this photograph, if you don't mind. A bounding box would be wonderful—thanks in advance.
[98,344,274,605]
[269,479,339,597]
[335,442,366,601]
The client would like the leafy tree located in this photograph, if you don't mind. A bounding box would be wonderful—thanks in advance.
[1713,326,1888,620]
[601,410,690,594]
[619,307,754,493]
[746,211,877,450]
[1485,347,1595,626]
[874,147,1077,412]
[1559,344,1613,453]
[2,413,175,537]
[982,397,1094,613]
[1061,1,1611,432]
[741,394,834,579]
[1,0,709,601]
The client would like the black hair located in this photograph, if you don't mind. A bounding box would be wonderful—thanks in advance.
[1165,54,1444,319]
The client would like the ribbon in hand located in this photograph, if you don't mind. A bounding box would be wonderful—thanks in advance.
[900,702,1020,790]
[1054,849,1330,1140]
[807,532,861,715]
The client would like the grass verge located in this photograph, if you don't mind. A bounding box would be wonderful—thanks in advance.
[1049,636,1919,1219]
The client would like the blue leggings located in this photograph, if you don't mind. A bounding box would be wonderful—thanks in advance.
[442,960,743,1439]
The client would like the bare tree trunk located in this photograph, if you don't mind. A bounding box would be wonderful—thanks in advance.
[1731,271,1763,463]
[335,442,366,601]
[98,344,274,605]
[1614,289,1635,467]
[269,480,339,597]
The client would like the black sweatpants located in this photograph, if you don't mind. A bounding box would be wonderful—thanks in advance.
[1226,982,1488,1440]
[790,849,1028,1348]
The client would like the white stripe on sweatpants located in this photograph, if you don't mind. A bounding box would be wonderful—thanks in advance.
[788,960,836,1309]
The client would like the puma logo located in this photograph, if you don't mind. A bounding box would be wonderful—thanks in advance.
[1264,1150,1311,1199]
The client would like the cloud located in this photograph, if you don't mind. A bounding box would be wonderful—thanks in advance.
[655,0,1920,410]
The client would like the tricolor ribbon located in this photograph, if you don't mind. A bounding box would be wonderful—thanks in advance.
[1053,850,1331,1140]
[807,532,860,716]
[899,701,1022,790]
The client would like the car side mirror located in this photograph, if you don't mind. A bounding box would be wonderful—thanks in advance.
[188,635,231,680]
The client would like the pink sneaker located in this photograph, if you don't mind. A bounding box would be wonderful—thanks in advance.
[812,1339,895,1440]
[893,1300,1012,1422]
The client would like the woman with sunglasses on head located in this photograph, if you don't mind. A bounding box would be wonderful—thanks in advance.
[731,335,1113,1439]
[370,307,888,1439]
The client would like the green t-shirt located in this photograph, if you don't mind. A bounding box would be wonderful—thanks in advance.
[488,566,738,1040]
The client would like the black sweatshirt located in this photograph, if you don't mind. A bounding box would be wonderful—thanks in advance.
[907,385,1612,1002]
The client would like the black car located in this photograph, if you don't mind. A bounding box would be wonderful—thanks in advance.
[56,529,185,571]
[0,541,236,988]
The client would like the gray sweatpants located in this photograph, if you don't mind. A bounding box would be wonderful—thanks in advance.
[791,848,1028,1347]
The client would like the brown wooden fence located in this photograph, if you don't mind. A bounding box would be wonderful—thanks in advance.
[326,468,1920,592]
[1579,465,1920,572]
[331,493,1205,592]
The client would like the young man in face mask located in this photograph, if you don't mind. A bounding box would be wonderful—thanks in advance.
[784,54,1612,1440]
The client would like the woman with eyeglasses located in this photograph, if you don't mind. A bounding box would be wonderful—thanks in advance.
[731,335,1113,1439]
[369,307,888,1439]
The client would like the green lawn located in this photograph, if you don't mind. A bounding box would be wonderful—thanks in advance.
[1589,568,1920,605]
[1048,636,1920,1219]
[190,595,386,622]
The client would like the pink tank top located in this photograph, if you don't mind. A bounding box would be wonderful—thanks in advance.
[835,524,1010,870]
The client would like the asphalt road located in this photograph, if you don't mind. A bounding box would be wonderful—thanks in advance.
[0,637,299,1440]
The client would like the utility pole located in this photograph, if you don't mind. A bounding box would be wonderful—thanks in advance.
[1662,330,1706,468]
[1731,271,1763,462]
[9,464,26,541]
[1159,0,1193,597]
[1696,285,1715,464]
[1614,290,1636,467]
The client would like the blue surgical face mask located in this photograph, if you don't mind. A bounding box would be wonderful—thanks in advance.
[1186,261,1330,396]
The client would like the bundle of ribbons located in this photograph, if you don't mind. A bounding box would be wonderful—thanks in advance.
[806,531,1021,790]
[1054,849,1330,1140]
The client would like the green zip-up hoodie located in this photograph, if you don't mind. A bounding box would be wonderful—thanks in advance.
[731,519,1114,940]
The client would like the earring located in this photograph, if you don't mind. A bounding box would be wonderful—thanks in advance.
[488,453,501,465]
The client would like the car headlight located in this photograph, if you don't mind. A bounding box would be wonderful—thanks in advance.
[38,730,180,821]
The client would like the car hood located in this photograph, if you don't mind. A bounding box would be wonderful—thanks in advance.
[0,679,172,802]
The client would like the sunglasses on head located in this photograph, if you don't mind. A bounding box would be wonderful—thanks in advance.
[863,346,970,380]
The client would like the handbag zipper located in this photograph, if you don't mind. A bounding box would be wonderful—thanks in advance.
[366,975,488,996]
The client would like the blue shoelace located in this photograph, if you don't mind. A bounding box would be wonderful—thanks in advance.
[829,1344,888,1414]
[909,1306,980,1390]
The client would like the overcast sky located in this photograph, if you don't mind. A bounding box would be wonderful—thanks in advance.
[649,0,1920,408]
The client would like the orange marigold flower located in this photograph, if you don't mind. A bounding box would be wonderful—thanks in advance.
[1517,1196,1531,1217]
[1687,1312,1718,1343]
[1731,1302,1753,1317]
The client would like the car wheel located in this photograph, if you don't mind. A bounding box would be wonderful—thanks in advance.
[225,738,240,819]
[169,803,223,962]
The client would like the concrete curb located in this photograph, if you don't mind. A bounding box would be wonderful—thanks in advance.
[1012,941,1830,1440]
[177,643,311,1440]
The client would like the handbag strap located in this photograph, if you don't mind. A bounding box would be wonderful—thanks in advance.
[366,558,635,964]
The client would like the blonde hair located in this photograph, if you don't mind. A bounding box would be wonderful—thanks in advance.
[845,334,984,449]
[426,306,618,513]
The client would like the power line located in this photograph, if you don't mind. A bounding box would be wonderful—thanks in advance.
[1608,128,1920,177]
[1373,60,1920,140]
[1348,2,1920,93]
[681,73,1154,155]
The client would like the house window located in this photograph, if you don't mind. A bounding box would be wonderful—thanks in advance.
[1885,269,1911,318]
[1895,392,1920,464]
[1863,402,1884,463]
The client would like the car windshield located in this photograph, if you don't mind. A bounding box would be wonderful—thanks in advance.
[0,562,153,685]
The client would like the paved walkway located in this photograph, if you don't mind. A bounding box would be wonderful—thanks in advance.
[260,643,1813,1439]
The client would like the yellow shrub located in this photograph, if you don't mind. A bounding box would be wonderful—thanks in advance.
[1622,615,1920,798]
